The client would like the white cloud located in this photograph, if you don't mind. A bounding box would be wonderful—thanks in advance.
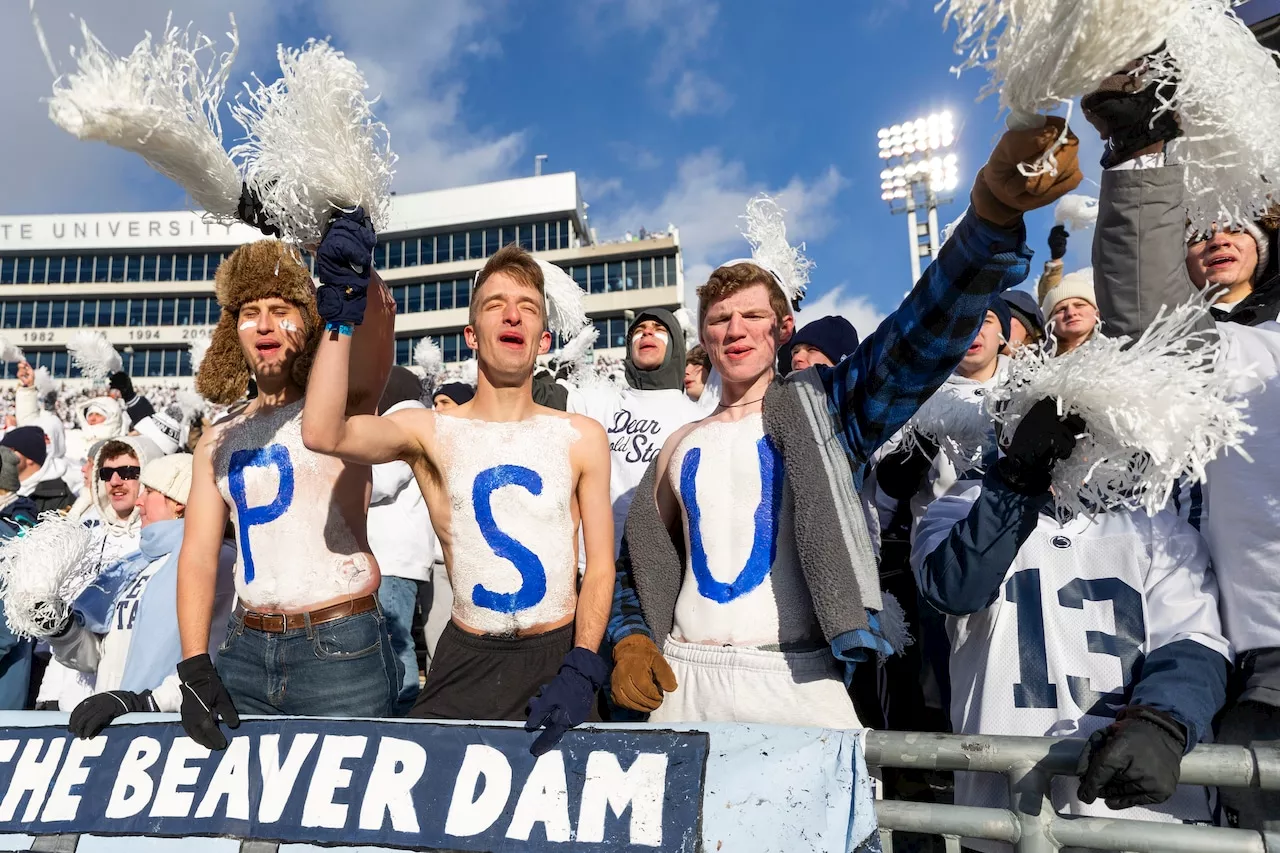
[312,0,524,192]
[580,0,723,115]
[594,149,846,305]
[796,285,889,339]
[670,70,732,117]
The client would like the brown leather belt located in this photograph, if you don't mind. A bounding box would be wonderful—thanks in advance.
[237,594,377,634]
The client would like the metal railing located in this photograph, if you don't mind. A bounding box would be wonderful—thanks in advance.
[864,731,1280,853]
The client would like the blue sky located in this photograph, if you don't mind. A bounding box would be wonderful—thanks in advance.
[0,0,1103,332]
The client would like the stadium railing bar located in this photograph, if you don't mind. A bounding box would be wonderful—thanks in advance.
[864,731,1280,853]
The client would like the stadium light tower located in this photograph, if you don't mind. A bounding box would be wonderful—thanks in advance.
[876,112,959,285]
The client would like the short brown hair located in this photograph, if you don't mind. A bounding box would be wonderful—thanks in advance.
[685,344,710,370]
[697,262,790,327]
[470,244,546,327]
[99,440,137,465]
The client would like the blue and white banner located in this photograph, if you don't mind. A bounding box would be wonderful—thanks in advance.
[0,715,877,853]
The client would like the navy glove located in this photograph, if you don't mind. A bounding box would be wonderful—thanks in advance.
[525,647,608,756]
[177,653,240,751]
[316,207,377,328]
[1077,705,1187,809]
[69,690,156,739]
[997,397,1085,495]
[1048,225,1069,261]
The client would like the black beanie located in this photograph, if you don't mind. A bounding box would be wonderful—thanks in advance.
[791,315,860,365]
[989,297,1013,342]
[1,426,46,467]
[434,382,475,407]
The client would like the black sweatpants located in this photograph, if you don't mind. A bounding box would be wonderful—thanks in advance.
[411,621,601,722]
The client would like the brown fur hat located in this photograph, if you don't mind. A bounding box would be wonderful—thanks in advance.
[195,240,321,405]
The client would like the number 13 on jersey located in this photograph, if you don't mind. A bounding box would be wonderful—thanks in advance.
[1005,569,1145,718]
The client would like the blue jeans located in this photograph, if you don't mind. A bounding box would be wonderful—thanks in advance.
[377,575,421,715]
[216,605,400,717]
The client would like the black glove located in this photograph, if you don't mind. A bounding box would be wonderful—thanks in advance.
[177,653,240,750]
[1080,62,1180,169]
[875,435,940,502]
[525,647,608,756]
[316,208,377,328]
[68,690,156,739]
[997,397,1085,495]
[1048,225,1069,261]
[1077,705,1187,809]
[108,371,135,401]
[237,182,281,237]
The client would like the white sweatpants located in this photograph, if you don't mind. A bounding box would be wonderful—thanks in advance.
[648,637,861,729]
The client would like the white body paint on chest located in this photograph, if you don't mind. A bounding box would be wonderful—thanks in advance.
[670,414,819,647]
[436,414,580,635]
[213,400,372,609]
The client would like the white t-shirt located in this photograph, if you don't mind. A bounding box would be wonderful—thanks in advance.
[568,385,703,553]
[913,484,1230,849]
[668,414,820,648]
[369,400,435,583]
[1201,321,1280,653]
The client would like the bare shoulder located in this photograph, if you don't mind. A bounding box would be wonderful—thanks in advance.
[659,418,706,460]
[566,411,606,438]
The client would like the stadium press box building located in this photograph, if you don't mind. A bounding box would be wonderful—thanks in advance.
[0,172,685,383]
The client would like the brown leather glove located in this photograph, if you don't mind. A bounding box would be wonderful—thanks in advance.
[611,634,678,712]
[970,116,1083,227]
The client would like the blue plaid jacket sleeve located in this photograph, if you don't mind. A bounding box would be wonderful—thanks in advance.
[817,212,1032,468]
[607,539,651,644]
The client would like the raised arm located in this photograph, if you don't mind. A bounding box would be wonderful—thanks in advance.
[301,329,423,466]
[821,210,1032,461]
[1092,159,1210,338]
[572,417,615,653]
[302,210,420,466]
[818,120,1080,462]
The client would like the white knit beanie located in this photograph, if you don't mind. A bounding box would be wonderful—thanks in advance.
[1241,221,1272,278]
[133,412,183,455]
[1041,267,1098,319]
[141,453,193,505]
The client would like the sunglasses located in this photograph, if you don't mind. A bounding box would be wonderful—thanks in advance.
[99,465,141,482]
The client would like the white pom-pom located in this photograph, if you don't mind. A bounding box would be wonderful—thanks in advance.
[0,338,23,364]
[740,195,813,306]
[555,325,599,377]
[176,389,209,422]
[67,331,122,384]
[902,386,995,474]
[1054,194,1099,231]
[941,0,1185,119]
[989,296,1255,518]
[1143,1,1280,227]
[188,336,211,375]
[413,337,445,388]
[457,358,478,388]
[33,367,56,402]
[0,513,95,639]
[45,14,242,217]
[535,260,589,338]
[230,38,396,244]
[672,307,699,349]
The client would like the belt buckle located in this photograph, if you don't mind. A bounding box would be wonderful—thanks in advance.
[264,613,286,633]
